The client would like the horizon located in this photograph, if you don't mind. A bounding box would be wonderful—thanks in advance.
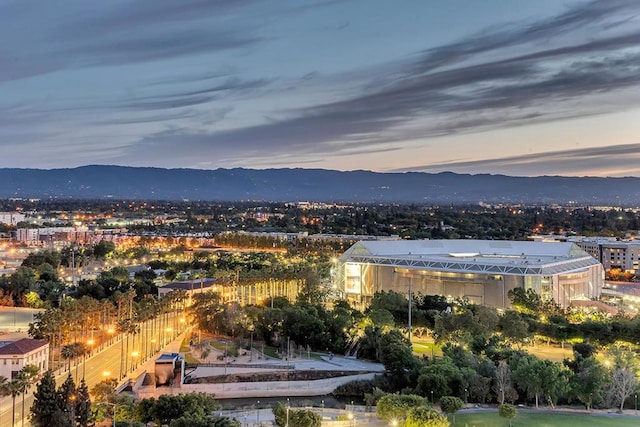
[4,163,640,180]
[1,1,640,176]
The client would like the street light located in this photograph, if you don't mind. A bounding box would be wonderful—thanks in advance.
[250,329,254,362]
[256,400,261,426]
[97,402,116,427]
[131,351,139,371]
[107,327,115,346]
[347,412,355,427]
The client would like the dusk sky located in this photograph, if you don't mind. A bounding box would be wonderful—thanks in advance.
[1,0,640,176]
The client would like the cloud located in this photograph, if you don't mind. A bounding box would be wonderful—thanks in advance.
[0,0,264,82]
[109,0,640,166]
[3,0,640,171]
[394,143,640,177]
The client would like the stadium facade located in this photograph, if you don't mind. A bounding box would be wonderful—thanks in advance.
[335,240,603,309]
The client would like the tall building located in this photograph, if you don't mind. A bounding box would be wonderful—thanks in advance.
[335,239,603,309]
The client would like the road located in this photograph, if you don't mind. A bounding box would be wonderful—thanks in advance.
[0,313,186,427]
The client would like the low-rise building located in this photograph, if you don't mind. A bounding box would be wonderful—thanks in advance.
[0,338,49,379]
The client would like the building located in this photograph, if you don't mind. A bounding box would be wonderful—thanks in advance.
[0,212,25,225]
[568,237,640,272]
[335,239,603,309]
[158,278,219,304]
[0,338,49,379]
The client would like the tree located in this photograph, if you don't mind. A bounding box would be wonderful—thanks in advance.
[90,378,118,403]
[569,357,609,410]
[499,311,530,347]
[439,396,463,424]
[498,403,517,427]
[75,378,93,427]
[405,406,449,427]
[272,402,288,427]
[376,394,427,421]
[288,409,322,427]
[8,379,24,427]
[379,329,416,382]
[93,241,116,259]
[18,364,40,426]
[609,367,638,412]
[494,361,513,405]
[57,375,76,427]
[31,371,60,427]
[511,354,567,408]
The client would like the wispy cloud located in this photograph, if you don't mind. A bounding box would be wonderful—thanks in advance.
[2,0,640,172]
[109,0,640,167]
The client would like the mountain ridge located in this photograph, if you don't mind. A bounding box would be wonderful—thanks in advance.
[0,165,639,204]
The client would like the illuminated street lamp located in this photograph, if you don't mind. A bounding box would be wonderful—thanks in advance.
[347,412,355,427]
[131,351,139,371]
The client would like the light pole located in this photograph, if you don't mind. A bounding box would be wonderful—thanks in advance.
[256,400,261,426]
[83,339,94,379]
[250,330,254,362]
[97,402,116,427]
[131,351,139,371]
[70,244,79,289]
[407,278,412,342]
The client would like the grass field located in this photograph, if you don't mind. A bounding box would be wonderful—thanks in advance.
[410,337,573,362]
[454,411,639,427]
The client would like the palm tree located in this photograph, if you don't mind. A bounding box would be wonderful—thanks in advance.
[61,343,77,373]
[8,378,24,427]
[18,365,40,427]
[0,376,10,425]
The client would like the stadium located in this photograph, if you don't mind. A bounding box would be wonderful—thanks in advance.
[335,240,603,309]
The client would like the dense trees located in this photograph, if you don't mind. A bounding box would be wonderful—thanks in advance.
[30,373,91,427]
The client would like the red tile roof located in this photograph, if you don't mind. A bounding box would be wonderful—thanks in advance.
[0,339,48,355]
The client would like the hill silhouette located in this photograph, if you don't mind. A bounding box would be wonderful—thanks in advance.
[0,165,638,204]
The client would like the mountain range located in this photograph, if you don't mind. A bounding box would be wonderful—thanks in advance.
[1,165,639,204]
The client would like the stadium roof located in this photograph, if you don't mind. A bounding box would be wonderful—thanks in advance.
[339,240,601,276]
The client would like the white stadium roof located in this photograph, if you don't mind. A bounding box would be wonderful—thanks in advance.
[339,240,601,276]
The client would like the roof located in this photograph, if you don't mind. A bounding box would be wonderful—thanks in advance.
[159,278,217,291]
[339,240,601,276]
[0,338,48,355]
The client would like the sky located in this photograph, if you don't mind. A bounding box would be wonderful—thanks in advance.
[1,0,640,177]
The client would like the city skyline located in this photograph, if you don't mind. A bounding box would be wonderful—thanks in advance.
[1,0,640,176]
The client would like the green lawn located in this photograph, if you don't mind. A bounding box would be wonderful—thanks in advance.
[411,340,442,357]
[454,411,639,427]
[209,340,239,357]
